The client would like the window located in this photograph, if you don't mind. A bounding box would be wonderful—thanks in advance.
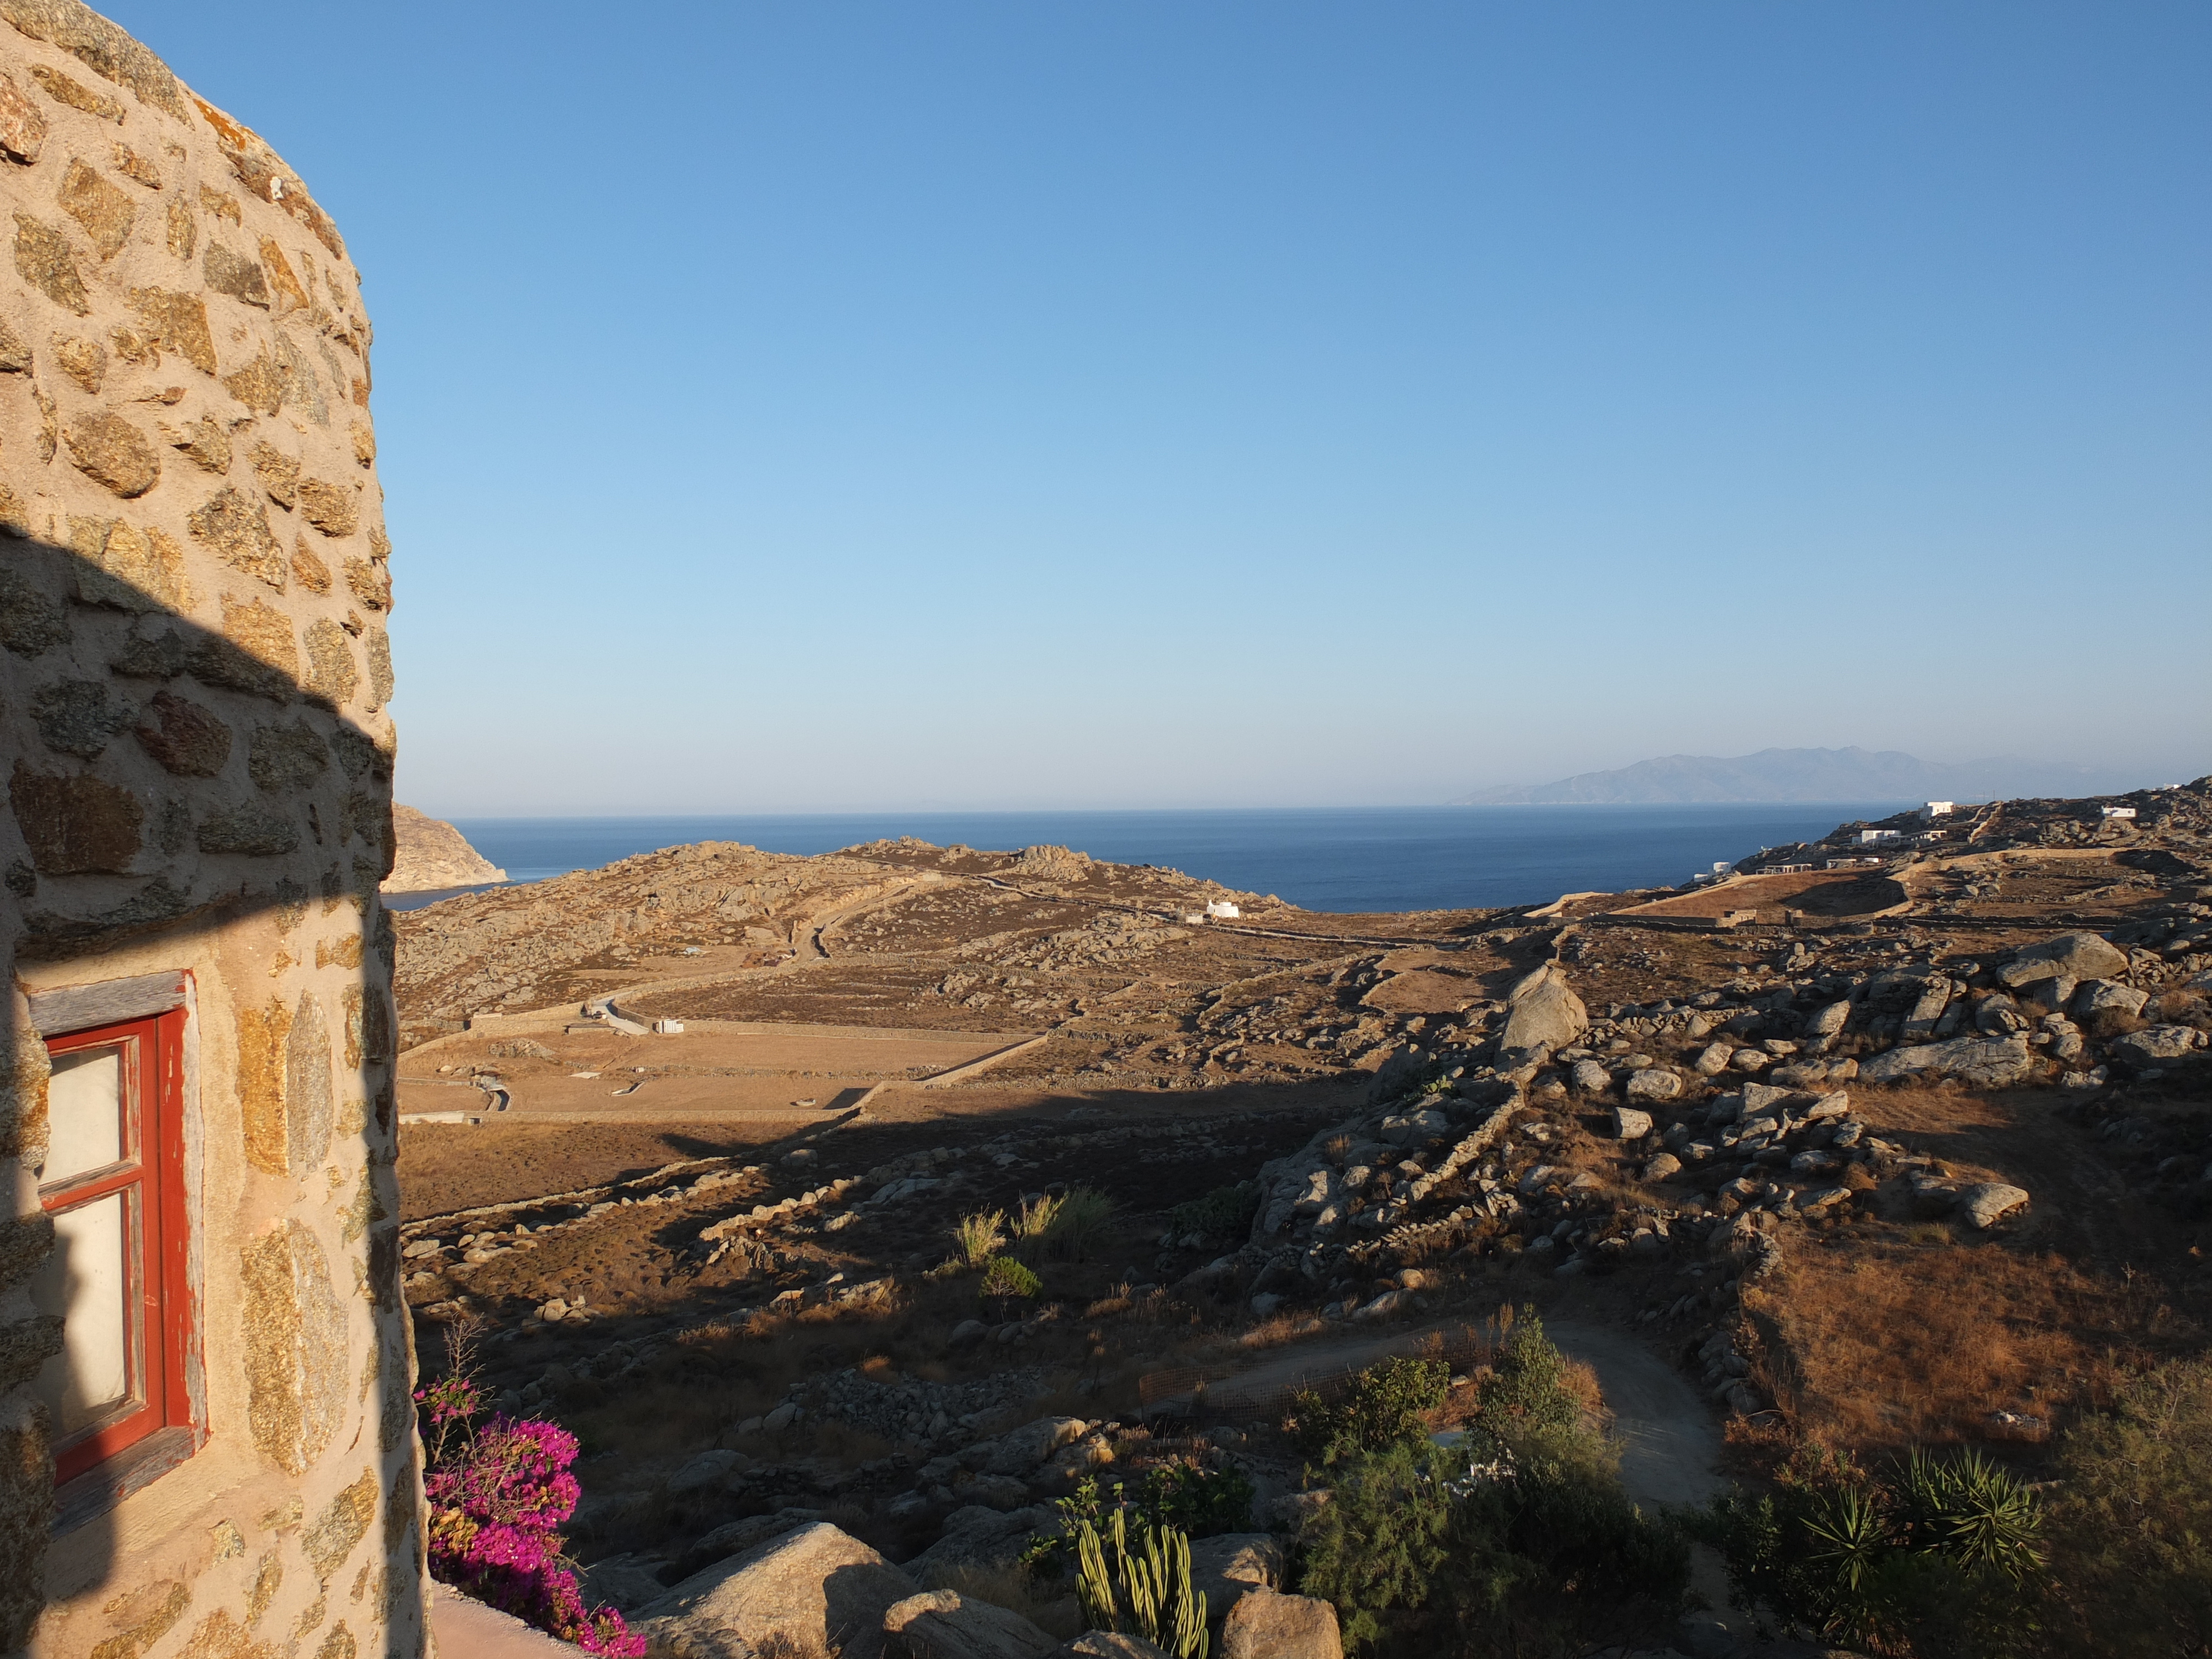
[29,1010,192,1486]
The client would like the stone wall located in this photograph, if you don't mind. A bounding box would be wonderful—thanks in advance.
[0,3,421,1655]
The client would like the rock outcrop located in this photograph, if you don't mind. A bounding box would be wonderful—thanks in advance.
[637,1522,918,1659]
[384,801,504,891]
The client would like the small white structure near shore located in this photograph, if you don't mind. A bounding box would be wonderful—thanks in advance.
[1921,801,1954,820]
[2101,805,2137,820]
[1206,899,1243,919]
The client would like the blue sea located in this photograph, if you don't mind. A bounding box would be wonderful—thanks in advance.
[400,804,1912,916]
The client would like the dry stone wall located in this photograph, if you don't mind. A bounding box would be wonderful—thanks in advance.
[0,3,421,1655]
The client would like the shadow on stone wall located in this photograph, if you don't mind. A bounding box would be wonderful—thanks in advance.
[3,531,418,1654]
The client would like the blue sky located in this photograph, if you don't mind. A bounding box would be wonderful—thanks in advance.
[112,2,2210,812]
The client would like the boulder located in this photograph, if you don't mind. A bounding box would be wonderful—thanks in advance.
[948,1319,989,1349]
[1859,1034,2037,1088]
[1187,1533,1284,1620]
[1218,1588,1344,1659]
[2111,1025,2206,1067]
[1624,1069,1681,1102]
[967,1417,1089,1476]
[638,1522,918,1659]
[905,1505,1053,1580]
[964,1474,1032,1511]
[1997,932,2127,990]
[580,1553,675,1613]
[1610,1107,1655,1140]
[1571,1059,1610,1094]
[1693,1042,1735,1076]
[2072,979,2148,1021]
[1498,964,1588,1057]
[1643,1152,1683,1181]
[1379,1108,1449,1146]
[1055,1635,1172,1658]
[680,1509,825,1574]
[1960,1183,2030,1230]
[667,1449,748,1495]
[881,1590,1058,1659]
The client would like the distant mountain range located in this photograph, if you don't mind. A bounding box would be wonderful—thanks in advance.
[1454,747,2152,806]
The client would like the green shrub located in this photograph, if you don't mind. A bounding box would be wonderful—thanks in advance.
[1166,1182,1262,1240]
[1287,1355,1451,1462]
[979,1256,1042,1301]
[1036,1185,1117,1261]
[1295,1441,1458,1648]
[1476,1308,1580,1438]
[954,1208,1006,1269]
[1297,1428,1687,1654]
[1698,1443,2044,1657]
[2045,1356,2212,1657]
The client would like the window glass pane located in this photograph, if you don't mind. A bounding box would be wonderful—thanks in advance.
[44,1046,124,1187]
[30,1191,134,1436]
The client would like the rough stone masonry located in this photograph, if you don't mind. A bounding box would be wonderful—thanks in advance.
[0,2,422,1655]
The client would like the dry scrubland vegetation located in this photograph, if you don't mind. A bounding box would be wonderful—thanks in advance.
[390,785,2212,1656]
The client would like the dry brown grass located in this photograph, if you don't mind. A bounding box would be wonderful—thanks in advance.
[1751,1240,2138,1451]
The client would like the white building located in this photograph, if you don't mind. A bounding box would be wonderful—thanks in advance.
[2101,806,2137,820]
[1921,801,1954,820]
[1205,900,1242,919]
[1855,828,1902,844]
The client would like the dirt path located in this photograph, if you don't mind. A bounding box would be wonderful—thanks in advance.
[1198,1317,1723,1512]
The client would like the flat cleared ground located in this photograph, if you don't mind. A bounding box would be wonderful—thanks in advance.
[398,1022,1039,1124]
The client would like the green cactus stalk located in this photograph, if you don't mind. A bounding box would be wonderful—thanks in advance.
[1071,1507,1209,1658]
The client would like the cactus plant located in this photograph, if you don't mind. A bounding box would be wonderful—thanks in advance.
[1074,1507,1209,1658]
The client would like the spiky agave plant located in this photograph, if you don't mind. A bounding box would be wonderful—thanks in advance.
[1075,1507,1209,1658]
[1891,1447,2046,1584]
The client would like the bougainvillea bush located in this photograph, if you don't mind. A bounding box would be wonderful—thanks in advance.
[416,1366,646,1657]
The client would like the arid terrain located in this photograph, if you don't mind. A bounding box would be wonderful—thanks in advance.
[391,782,2212,1655]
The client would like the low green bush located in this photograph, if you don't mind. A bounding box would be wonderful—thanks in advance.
[1166,1181,1263,1240]
[2043,1355,2212,1657]
[1287,1355,1451,1462]
[979,1256,1042,1301]
[1293,1307,1686,1656]
[1698,1443,2043,1657]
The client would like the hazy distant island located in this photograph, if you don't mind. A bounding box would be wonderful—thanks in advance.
[1457,745,2150,806]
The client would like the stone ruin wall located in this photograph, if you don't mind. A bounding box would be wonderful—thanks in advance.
[0,2,422,1655]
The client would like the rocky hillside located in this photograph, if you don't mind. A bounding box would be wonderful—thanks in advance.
[383,802,507,893]
[388,782,2212,1658]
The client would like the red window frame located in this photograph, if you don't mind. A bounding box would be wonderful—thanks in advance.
[38,1010,194,1485]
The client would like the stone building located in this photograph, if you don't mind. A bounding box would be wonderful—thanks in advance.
[0,4,424,1655]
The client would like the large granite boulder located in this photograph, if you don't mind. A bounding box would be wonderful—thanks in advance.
[1218,1588,1343,1659]
[904,1505,1054,1580]
[2111,1025,2207,1067]
[1186,1533,1285,1620]
[1859,1034,2036,1088]
[881,1589,1058,1659]
[1498,964,1588,1058]
[1960,1183,2031,1230]
[637,1522,917,1659]
[1996,932,2127,990]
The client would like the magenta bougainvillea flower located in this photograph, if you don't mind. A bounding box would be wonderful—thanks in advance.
[416,1383,645,1658]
